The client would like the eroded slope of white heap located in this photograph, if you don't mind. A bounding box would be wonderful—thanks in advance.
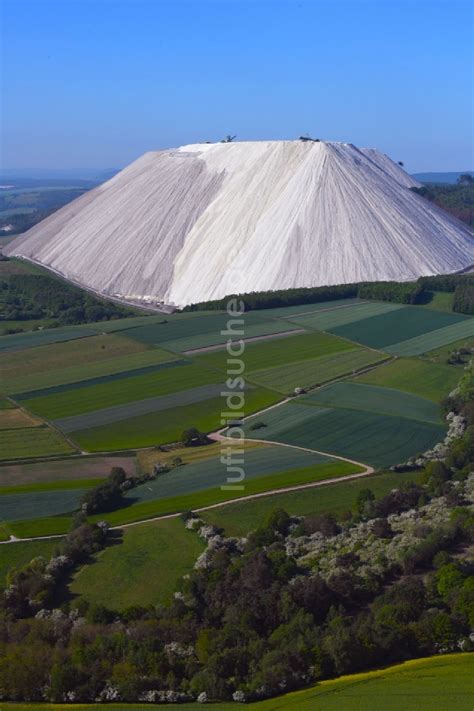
[5,141,473,306]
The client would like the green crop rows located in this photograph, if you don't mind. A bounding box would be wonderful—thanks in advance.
[331,306,469,350]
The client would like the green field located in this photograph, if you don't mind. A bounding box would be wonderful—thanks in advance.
[0,426,76,461]
[72,387,282,452]
[70,518,205,610]
[15,358,188,401]
[249,348,388,393]
[385,318,474,356]
[0,539,61,585]
[202,469,423,535]
[423,290,455,312]
[0,325,100,353]
[286,300,403,331]
[161,319,303,353]
[355,357,462,401]
[5,346,177,396]
[21,362,221,420]
[331,306,469,350]
[303,382,442,423]
[195,330,354,371]
[0,332,150,389]
[242,398,445,468]
[55,383,241,433]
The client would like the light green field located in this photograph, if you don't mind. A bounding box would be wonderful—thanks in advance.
[8,516,73,539]
[249,348,388,393]
[0,539,61,585]
[72,387,282,452]
[70,518,205,610]
[0,332,149,387]
[355,357,462,401]
[332,306,469,350]
[385,318,474,356]
[0,426,76,461]
[3,653,470,710]
[303,382,442,423]
[195,330,354,371]
[21,362,221,420]
[287,300,403,331]
[5,346,177,396]
[203,469,422,536]
[423,290,455,312]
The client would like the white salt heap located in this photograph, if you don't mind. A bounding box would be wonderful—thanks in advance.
[5,141,473,306]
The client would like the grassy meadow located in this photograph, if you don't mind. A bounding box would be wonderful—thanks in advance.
[70,518,205,610]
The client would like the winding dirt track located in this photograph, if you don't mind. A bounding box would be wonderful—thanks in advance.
[0,435,373,544]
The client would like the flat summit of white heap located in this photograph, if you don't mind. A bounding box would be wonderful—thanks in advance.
[5,140,473,307]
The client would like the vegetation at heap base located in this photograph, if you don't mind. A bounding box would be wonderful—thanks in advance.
[0,257,136,333]
[183,276,474,315]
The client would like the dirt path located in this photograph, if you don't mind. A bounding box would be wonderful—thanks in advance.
[183,328,306,355]
[0,435,373,543]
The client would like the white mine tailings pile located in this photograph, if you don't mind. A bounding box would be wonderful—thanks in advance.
[5,141,473,307]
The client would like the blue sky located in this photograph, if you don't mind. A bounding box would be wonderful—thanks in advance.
[1,0,473,172]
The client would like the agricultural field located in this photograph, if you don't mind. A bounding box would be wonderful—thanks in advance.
[195,329,353,371]
[20,361,220,420]
[242,390,446,468]
[70,387,281,452]
[284,300,403,331]
[0,455,136,487]
[122,311,303,352]
[70,518,205,610]
[126,446,331,504]
[4,344,176,396]
[248,348,389,393]
[0,406,41,428]
[303,382,442,424]
[330,306,471,351]
[355,356,463,401]
[0,425,76,461]
[0,324,99,354]
[0,332,151,388]
[0,486,87,521]
[385,319,474,356]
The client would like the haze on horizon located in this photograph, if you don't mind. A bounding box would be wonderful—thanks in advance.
[1,0,473,174]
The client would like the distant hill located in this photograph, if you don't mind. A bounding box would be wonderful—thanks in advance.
[412,171,474,185]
